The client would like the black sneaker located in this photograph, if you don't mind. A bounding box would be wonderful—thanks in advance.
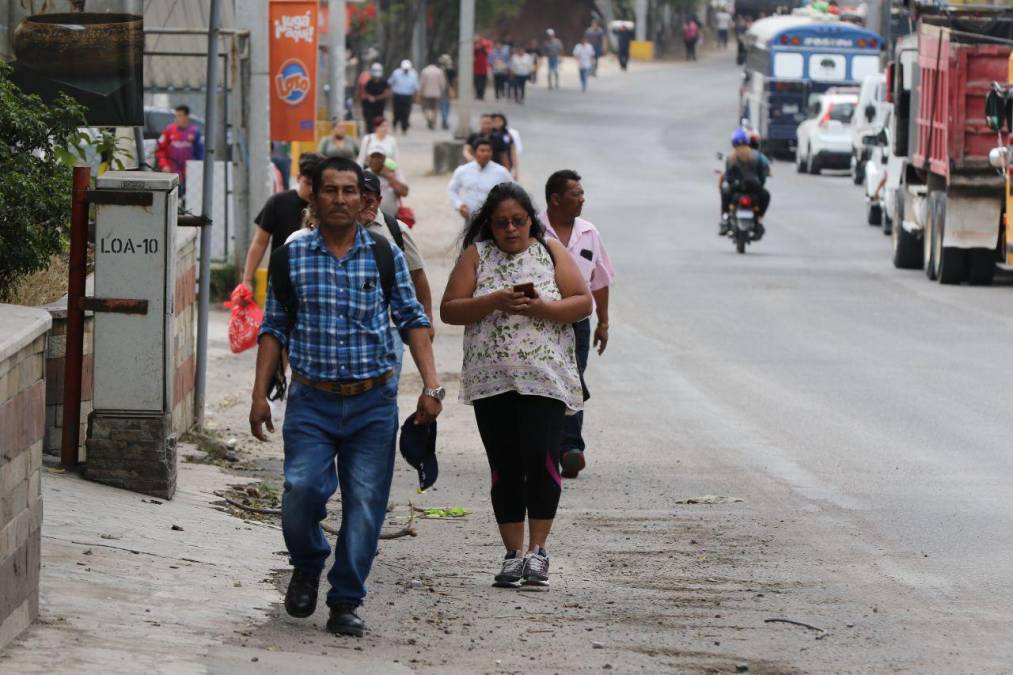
[522,548,550,588]
[493,550,525,588]
[284,568,320,618]
[560,449,585,479]
[326,604,366,637]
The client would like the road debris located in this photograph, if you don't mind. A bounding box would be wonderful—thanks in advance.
[764,618,825,633]
[675,495,744,504]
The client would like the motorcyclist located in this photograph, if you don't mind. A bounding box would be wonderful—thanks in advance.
[718,128,770,236]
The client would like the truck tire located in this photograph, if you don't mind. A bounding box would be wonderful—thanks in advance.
[967,248,996,286]
[925,192,939,280]
[892,197,922,269]
[931,193,966,285]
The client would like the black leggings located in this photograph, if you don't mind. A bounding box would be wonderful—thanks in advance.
[473,392,566,524]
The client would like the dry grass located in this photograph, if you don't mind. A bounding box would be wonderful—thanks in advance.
[8,254,71,306]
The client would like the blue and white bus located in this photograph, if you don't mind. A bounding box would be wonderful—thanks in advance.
[740,15,883,156]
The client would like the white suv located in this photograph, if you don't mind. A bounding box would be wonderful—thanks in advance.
[795,90,859,175]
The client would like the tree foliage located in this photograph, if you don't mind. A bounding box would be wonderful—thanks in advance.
[0,62,88,302]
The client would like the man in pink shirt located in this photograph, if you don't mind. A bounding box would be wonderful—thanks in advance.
[539,170,615,479]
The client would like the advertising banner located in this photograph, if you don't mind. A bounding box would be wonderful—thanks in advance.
[269,0,318,142]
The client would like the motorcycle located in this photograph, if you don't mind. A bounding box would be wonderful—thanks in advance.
[717,152,765,254]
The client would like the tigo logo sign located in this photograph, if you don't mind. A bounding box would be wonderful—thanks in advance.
[275,59,311,106]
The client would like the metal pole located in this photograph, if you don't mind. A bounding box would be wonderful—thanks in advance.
[194,0,221,427]
[61,165,91,468]
[454,0,475,140]
[328,0,347,121]
[635,0,648,42]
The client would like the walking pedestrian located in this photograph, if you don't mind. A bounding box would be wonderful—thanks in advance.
[251,156,443,637]
[155,104,204,196]
[491,41,511,101]
[364,147,409,219]
[715,8,732,49]
[419,61,447,130]
[573,37,595,93]
[440,183,591,589]
[357,117,398,166]
[683,19,700,61]
[241,153,323,292]
[526,39,542,84]
[585,19,606,76]
[474,35,492,100]
[544,29,563,90]
[538,170,615,479]
[318,117,359,161]
[613,21,633,71]
[491,113,520,180]
[463,114,500,163]
[389,60,419,134]
[509,47,533,104]
[361,63,391,133]
[438,53,456,130]
[447,138,513,222]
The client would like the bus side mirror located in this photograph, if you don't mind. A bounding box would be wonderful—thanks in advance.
[985,89,1007,132]
[865,104,876,123]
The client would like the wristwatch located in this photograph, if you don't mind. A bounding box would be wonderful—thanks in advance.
[423,386,446,401]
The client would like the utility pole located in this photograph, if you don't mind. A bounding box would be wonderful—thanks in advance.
[455,0,475,140]
[412,0,428,70]
[194,0,222,427]
[328,0,347,121]
[635,0,649,42]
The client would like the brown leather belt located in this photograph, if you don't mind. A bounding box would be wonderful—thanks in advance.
[292,370,394,397]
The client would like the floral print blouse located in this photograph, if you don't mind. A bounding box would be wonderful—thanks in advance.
[460,239,583,412]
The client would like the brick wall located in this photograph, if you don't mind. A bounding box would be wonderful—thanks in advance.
[172,229,198,436]
[0,305,51,651]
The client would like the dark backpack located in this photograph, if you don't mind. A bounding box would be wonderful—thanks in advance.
[265,229,403,400]
[726,158,762,194]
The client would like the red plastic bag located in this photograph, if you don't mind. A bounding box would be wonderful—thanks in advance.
[397,205,416,228]
[223,284,263,354]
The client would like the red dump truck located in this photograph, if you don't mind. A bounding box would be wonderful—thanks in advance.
[887,7,1013,285]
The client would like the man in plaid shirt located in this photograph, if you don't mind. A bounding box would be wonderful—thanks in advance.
[250,156,444,637]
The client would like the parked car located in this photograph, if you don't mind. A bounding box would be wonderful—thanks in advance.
[850,72,888,185]
[862,107,893,232]
[795,89,859,175]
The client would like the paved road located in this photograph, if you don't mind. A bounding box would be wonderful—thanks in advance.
[474,51,1013,671]
[200,52,1013,673]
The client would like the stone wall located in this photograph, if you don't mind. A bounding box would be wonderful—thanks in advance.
[0,305,51,651]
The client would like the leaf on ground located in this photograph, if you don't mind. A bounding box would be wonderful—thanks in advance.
[422,506,469,519]
[675,495,744,505]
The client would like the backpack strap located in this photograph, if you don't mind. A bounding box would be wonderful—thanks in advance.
[381,212,407,252]
[267,243,297,334]
[367,230,396,303]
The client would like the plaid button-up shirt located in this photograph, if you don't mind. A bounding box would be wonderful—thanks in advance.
[259,226,430,381]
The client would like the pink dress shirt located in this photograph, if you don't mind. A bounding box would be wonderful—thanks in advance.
[538,211,615,312]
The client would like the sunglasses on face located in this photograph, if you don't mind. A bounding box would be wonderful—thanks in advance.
[491,215,529,230]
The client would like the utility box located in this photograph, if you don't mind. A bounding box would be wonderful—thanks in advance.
[85,171,180,499]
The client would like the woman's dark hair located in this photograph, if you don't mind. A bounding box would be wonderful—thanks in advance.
[372,116,388,129]
[462,182,546,250]
[311,156,364,195]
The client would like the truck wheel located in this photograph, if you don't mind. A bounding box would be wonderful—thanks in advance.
[931,193,966,285]
[892,198,922,269]
[867,203,882,226]
[967,248,996,286]
[925,192,939,280]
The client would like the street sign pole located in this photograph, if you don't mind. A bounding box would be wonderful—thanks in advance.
[454,0,475,140]
[194,0,221,427]
[328,0,346,121]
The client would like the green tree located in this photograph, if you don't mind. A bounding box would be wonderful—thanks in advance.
[0,62,87,301]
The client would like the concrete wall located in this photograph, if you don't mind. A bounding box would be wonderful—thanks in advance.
[42,306,94,464]
[0,305,51,651]
[172,228,198,436]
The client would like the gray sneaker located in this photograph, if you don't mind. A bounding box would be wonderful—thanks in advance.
[493,551,525,588]
[522,549,550,587]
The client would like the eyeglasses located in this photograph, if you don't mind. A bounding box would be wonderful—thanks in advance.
[490,215,529,230]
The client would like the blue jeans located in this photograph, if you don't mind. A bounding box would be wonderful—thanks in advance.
[579,68,590,92]
[438,96,450,129]
[562,319,591,453]
[281,376,398,607]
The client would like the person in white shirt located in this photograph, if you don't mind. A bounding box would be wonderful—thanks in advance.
[715,10,733,48]
[573,38,596,93]
[509,47,534,103]
[447,138,514,220]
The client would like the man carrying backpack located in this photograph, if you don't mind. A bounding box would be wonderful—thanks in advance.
[250,156,444,638]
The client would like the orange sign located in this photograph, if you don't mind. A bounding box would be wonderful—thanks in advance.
[269,0,318,141]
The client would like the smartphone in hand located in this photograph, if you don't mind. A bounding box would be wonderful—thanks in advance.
[512,282,536,299]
